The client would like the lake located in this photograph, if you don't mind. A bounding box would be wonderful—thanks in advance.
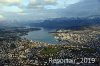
[22,28,59,44]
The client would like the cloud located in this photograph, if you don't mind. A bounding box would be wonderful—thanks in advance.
[30,0,56,5]
[0,0,24,13]
[17,12,28,15]
[30,0,37,5]
[28,0,82,9]
[28,0,57,9]
[65,0,82,4]
[0,0,100,21]
[44,0,57,4]
[0,15,4,19]
[58,0,100,17]
[1,6,23,13]
[0,0,22,5]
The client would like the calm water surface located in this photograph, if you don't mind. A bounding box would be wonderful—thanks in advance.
[22,28,59,44]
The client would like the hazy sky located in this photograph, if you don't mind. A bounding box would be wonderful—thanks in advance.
[0,0,100,21]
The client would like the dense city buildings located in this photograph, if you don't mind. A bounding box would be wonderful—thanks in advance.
[0,27,100,66]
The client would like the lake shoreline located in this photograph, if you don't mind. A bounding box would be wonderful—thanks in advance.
[21,27,60,44]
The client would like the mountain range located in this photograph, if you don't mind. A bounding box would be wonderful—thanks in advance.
[29,15,100,30]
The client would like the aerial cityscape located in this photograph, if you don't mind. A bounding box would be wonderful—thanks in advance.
[0,0,100,66]
[0,25,100,66]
